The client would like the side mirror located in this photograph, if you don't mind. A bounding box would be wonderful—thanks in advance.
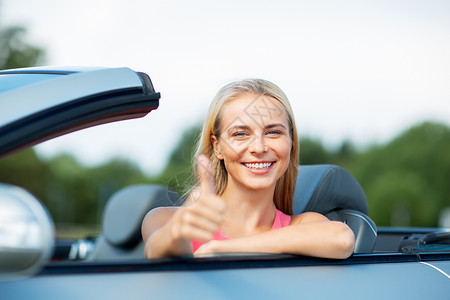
[0,183,54,280]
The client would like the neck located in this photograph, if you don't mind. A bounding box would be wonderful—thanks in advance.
[220,179,277,237]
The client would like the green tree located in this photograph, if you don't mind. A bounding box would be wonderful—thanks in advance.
[157,124,202,196]
[45,154,90,225]
[0,148,48,201]
[299,136,332,165]
[332,139,357,167]
[89,158,151,223]
[45,154,151,226]
[299,137,357,167]
[350,122,450,227]
[0,25,45,69]
[366,170,438,227]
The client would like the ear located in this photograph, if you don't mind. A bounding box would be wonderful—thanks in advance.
[211,135,224,160]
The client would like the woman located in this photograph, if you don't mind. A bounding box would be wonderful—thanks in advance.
[142,79,355,259]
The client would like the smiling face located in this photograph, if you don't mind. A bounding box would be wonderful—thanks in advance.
[212,93,292,193]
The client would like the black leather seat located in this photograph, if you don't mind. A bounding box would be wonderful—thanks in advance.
[293,165,377,253]
[88,184,180,260]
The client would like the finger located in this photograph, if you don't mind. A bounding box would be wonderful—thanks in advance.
[194,242,213,256]
[196,154,216,195]
[181,208,220,234]
[190,198,225,226]
[180,224,215,242]
[195,195,226,221]
[172,209,217,241]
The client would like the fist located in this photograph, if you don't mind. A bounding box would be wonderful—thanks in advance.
[171,155,226,242]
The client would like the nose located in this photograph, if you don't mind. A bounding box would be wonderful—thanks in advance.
[248,135,268,154]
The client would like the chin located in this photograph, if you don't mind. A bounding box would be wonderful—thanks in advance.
[243,179,277,191]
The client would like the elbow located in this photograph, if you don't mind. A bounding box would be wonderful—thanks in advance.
[144,239,153,259]
[143,234,154,259]
[333,222,355,259]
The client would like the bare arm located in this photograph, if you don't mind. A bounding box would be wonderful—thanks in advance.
[141,206,190,258]
[195,212,355,259]
[141,155,226,259]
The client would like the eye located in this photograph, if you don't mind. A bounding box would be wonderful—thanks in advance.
[232,131,248,137]
[267,130,282,135]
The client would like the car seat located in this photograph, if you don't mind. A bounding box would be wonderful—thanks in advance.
[293,165,377,253]
[88,184,180,260]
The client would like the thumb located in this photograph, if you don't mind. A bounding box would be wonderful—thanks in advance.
[196,154,216,195]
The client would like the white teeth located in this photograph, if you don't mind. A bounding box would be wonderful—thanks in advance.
[244,162,273,169]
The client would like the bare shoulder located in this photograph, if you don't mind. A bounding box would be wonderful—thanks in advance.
[290,211,329,225]
[141,206,179,241]
[146,206,179,217]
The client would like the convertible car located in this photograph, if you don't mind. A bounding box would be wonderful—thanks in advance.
[0,67,449,299]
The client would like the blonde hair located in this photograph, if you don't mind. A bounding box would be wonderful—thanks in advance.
[193,79,299,215]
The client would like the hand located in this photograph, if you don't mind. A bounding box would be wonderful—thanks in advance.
[194,240,221,256]
[169,155,226,244]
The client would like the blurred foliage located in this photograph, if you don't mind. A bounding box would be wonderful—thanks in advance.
[154,124,201,197]
[347,122,450,227]
[0,25,45,69]
[1,0,45,69]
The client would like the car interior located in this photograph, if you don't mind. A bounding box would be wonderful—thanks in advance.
[62,164,378,261]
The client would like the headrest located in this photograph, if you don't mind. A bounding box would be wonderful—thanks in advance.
[293,165,368,215]
[102,184,180,248]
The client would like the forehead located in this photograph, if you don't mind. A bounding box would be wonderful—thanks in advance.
[219,93,288,129]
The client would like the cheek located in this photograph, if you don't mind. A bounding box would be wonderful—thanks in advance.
[278,141,292,176]
[219,141,244,162]
[275,137,292,160]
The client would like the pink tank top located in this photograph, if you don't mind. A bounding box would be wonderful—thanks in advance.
[191,209,291,253]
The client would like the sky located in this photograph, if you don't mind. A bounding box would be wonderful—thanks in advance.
[2,0,450,175]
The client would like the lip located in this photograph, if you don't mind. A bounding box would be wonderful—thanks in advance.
[241,161,275,175]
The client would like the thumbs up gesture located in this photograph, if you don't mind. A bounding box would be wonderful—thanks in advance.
[170,154,226,246]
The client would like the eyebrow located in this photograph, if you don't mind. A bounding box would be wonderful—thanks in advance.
[226,125,250,133]
[226,123,287,133]
[265,123,287,130]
